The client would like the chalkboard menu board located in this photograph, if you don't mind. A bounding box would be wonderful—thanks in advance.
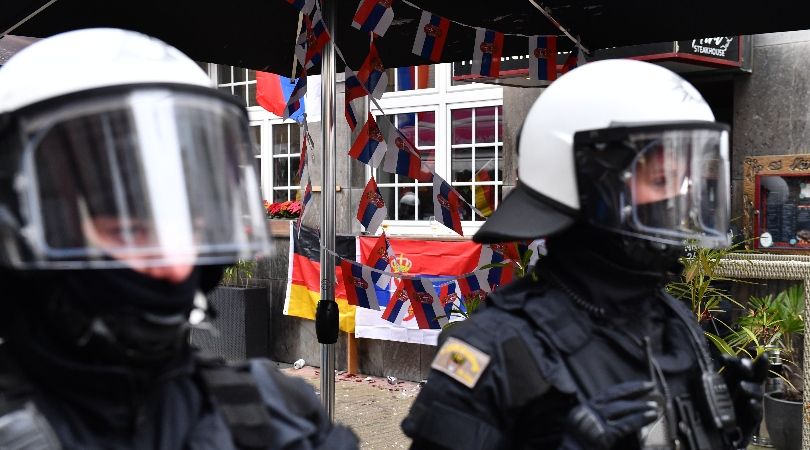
[756,174,810,249]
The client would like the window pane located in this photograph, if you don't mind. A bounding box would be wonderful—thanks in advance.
[418,149,435,173]
[454,185,473,221]
[250,126,261,156]
[274,157,288,186]
[254,157,262,192]
[497,105,503,141]
[417,186,432,220]
[290,125,301,154]
[476,147,497,175]
[218,65,232,84]
[451,108,473,145]
[398,188,417,220]
[474,184,496,217]
[233,68,246,83]
[218,86,232,95]
[247,82,257,107]
[273,126,289,154]
[291,156,301,186]
[417,111,435,146]
[496,145,503,181]
[397,113,416,143]
[384,68,396,93]
[452,149,473,182]
[378,186,396,219]
[234,85,246,104]
[422,65,435,89]
[274,189,290,202]
[475,107,497,143]
[248,69,256,81]
[377,169,395,185]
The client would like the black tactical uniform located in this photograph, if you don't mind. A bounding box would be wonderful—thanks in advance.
[403,235,761,450]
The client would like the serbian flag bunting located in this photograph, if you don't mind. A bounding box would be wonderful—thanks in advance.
[340,259,381,310]
[528,35,557,81]
[365,232,395,288]
[285,0,314,15]
[348,113,387,168]
[477,243,516,289]
[298,121,309,178]
[437,280,464,318]
[283,75,307,120]
[402,277,448,330]
[378,118,425,180]
[296,171,313,235]
[432,176,464,236]
[411,11,450,63]
[456,270,492,300]
[357,176,387,234]
[351,0,394,37]
[357,41,388,100]
[381,280,410,325]
[471,28,504,78]
[560,46,586,75]
[345,67,367,131]
[296,10,330,70]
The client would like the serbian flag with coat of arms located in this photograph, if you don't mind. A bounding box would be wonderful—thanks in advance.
[357,176,387,234]
[378,118,428,181]
[432,176,464,235]
[296,10,330,70]
[529,35,558,81]
[348,113,387,168]
[339,259,381,310]
[411,11,450,62]
[357,40,388,100]
[351,0,395,37]
[471,28,504,78]
[344,67,366,131]
[456,270,492,300]
[477,243,517,290]
[365,232,395,289]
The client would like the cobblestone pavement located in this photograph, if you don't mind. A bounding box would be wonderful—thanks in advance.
[282,365,419,449]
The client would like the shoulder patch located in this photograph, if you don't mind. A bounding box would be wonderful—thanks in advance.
[431,337,491,389]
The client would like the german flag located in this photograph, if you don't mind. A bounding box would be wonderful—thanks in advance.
[284,225,357,332]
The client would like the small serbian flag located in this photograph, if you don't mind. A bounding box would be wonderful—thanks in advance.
[402,277,447,330]
[348,113,387,168]
[298,121,309,178]
[351,0,394,37]
[296,174,313,235]
[284,75,307,120]
[437,280,463,318]
[456,270,492,300]
[433,176,464,236]
[529,35,557,81]
[381,281,410,325]
[365,232,395,288]
[357,41,388,100]
[345,67,366,131]
[560,46,586,75]
[477,243,516,289]
[411,11,450,62]
[471,28,504,78]
[357,176,387,234]
[378,118,426,180]
[297,10,330,70]
[340,259,381,310]
[286,0,314,15]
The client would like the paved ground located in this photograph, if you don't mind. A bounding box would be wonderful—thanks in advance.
[281,365,419,449]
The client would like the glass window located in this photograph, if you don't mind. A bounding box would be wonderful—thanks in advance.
[271,123,303,202]
[385,65,435,93]
[214,65,257,107]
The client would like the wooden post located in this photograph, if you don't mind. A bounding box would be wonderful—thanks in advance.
[347,332,359,374]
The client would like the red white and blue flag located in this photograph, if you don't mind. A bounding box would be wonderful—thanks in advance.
[340,259,381,310]
[477,243,516,290]
[381,281,410,325]
[471,28,504,78]
[296,10,330,70]
[348,113,388,168]
[345,67,367,131]
[456,270,492,301]
[351,0,395,37]
[402,277,448,330]
[296,170,313,235]
[285,0,314,15]
[357,41,388,100]
[411,11,450,63]
[378,118,425,180]
[357,176,387,234]
[283,75,307,120]
[432,176,464,236]
[528,35,558,81]
[365,232,395,288]
[437,280,464,319]
[298,121,309,178]
[560,46,586,75]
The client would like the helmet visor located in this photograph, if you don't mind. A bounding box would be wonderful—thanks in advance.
[16,88,269,269]
[627,128,729,246]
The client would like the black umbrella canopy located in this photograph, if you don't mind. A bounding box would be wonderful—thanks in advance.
[2,0,809,74]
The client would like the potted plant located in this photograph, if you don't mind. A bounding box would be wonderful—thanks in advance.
[190,259,269,360]
[264,199,303,236]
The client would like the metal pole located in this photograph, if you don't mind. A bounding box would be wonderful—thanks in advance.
[318,0,337,419]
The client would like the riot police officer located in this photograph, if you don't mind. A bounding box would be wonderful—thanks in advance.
[0,28,358,449]
[401,59,767,450]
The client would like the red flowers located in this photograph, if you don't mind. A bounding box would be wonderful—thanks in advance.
[264,200,303,219]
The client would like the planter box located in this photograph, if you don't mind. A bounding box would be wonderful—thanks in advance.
[268,219,293,237]
[190,286,269,361]
[765,392,802,450]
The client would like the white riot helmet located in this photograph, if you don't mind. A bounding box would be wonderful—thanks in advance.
[0,28,270,269]
[474,59,730,249]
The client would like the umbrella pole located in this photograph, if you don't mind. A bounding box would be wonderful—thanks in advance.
[316,0,338,419]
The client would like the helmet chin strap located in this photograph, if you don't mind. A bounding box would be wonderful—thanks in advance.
[610,234,684,279]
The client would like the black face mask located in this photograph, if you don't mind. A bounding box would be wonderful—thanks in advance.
[634,197,684,233]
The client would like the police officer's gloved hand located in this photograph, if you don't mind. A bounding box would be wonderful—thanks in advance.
[560,380,658,450]
[720,353,769,444]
